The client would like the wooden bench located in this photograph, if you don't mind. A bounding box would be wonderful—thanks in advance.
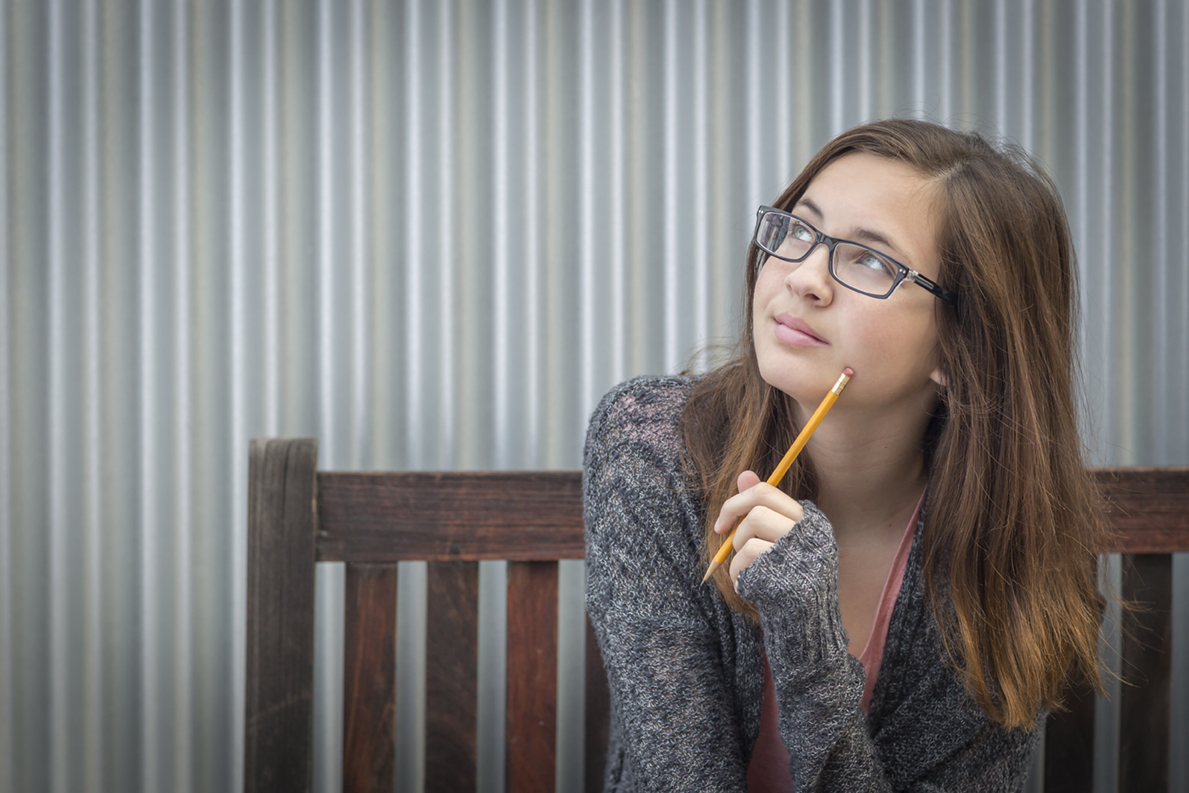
[244,438,1189,792]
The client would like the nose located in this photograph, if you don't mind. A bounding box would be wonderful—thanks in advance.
[783,241,834,304]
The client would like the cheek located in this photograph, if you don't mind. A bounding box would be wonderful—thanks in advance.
[752,266,782,317]
[843,311,939,375]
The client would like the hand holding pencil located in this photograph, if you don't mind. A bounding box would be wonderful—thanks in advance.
[703,367,854,584]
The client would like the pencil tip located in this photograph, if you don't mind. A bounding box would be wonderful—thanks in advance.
[702,561,719,583]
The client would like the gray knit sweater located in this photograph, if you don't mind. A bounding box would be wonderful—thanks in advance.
[582,375,1041,792]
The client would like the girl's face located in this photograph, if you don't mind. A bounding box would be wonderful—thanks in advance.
[752,152,948,411]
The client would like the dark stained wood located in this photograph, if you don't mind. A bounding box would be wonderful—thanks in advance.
[245,438,319,793]
[1094,468,1189,553]
[584,613,610,793]
[342,564,397,793]
[507,562,558,793]
[244,443,1189,793]
[315,471,584,562]
[425,561,480,792]
[315,468,1189,560]
[1118,553,1172,793]
[1043,680,1096,793]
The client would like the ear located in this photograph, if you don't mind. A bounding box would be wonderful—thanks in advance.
[929,361,949,388]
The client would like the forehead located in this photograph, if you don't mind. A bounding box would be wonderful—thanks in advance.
[797,152,942,276]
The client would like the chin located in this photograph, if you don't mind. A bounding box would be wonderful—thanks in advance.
[758,363,817,402]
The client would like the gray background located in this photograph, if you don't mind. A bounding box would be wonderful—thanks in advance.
[1,0,1186,792]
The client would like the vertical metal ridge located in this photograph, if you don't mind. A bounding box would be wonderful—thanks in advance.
[47,1,69,789]
[1182,0,1189,452]
[350,0,369,469]
[913,0,925,114]
[995,0,1006,129]
[1075,0,1088,382]
[405,0,423,469]
[940,0,952,122]
[0,0,12,786]
[1021,0,1034,148]
[1118,2,1136,457]
[526,0,541,464]
[794,3,811,168]
[744,0,760,207]
[227,1,247,790]
[1101,0,1114,459]
[776,1,790,183]
[579,0,594,415]
[1154,0,1168,462]
[81,0,103,789]
[494,0,509,467]
[137,0,160,789]
[870,0,879,119]
[262,0,278,436]
[171,1,193,790]
[610,0,625,385]
[663,0,677,371]
[829,0,842,135]
[692,0,708,370]
[437,0,455,469]
[317,0,334,469]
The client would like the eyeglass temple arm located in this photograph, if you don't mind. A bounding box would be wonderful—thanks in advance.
[906,268,958,304]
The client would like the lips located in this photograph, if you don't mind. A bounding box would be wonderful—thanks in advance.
[774,313,827,344]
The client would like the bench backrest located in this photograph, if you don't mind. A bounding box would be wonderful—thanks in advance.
[243,438,1189,792]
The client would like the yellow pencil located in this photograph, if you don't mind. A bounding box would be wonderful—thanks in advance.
[702,367,854,583]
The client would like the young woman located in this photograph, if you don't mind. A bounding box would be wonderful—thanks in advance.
[582,119,1108,791]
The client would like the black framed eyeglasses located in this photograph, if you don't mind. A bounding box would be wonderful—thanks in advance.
[752,206,958,305]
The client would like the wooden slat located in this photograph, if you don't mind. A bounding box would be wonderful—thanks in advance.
[315,471,584,562]
[1095,468,1189,553]
[1043,680,1096,793]
[313,468,1189,560]
[342,564,397,793]
[425,561,480,792]
[507,562,558,793]
[1118,553,1172,793]
[584,613,610,793]
[245,438,319,793]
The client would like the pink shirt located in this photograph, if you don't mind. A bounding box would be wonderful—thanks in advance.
[746,487,926,792]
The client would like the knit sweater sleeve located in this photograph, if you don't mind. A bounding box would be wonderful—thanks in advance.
[736,501,1042,792]
[583,377,749,791]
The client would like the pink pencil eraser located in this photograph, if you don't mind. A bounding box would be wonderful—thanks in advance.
[843,367,854,377]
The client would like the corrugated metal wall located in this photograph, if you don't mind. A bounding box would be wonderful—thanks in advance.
[2,1,1186,792]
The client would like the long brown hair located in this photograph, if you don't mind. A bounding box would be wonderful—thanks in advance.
[683,119,1108,729]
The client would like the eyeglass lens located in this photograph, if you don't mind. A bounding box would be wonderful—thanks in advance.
[757,212,899,297]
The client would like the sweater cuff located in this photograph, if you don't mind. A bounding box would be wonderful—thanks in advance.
[735,500,851,666]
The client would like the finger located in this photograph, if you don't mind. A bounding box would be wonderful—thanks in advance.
[730,538,773,589]
[714,471,763,534]
[731,505,797,552]
[714,481,804,533]
[736,470,762,493]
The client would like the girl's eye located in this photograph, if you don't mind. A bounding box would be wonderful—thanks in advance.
[790,222,814,242]
[859,252,895,274]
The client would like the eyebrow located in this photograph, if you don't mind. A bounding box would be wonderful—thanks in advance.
[794,198,910,263]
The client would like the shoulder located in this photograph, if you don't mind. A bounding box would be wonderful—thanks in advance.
[582,375,726,632]
[581,374,704,551]
[586,375,697,442]
[582,375,699,472]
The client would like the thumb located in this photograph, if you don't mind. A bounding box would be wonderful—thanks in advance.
[736,470,763,493]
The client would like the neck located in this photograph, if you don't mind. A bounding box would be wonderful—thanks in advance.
[791,392,936,539]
